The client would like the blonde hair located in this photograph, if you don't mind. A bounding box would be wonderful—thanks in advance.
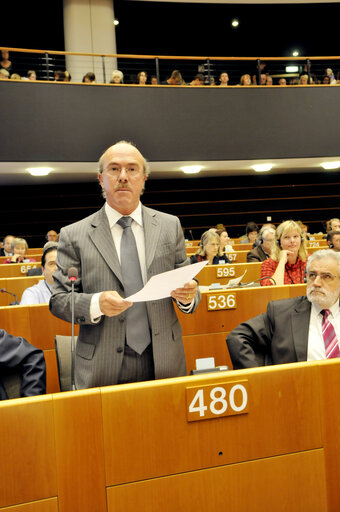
[195,231,220,258]
[271,220,308,262]
[11,237,28,252]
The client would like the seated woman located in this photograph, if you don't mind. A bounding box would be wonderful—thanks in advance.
[137,71,148,85]
[260,220,308,286]
[216,229,235,253]
[4,238,36,264]
[190,231,231,265]
[110,70,124,84]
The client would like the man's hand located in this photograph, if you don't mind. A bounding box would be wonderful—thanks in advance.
[99,291,132,317]
[170,279,198,305]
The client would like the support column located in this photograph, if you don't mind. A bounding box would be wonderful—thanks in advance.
[63,0,117,83]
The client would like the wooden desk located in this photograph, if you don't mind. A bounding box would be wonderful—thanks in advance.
[196,262,261,286]
[2,361,340,511]
[0,276,44,306]
[0,261,41,277]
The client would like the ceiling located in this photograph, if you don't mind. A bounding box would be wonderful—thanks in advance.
[1,156,340,185]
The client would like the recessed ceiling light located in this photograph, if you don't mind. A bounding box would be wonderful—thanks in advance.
[252,164,273,172]
[113,19,119,26]
[181,166,203,174]
[26,167,53,176]
[231,19,239,28]
[286,65,299,73]
[292,50,299,57]
[321,161,340,170]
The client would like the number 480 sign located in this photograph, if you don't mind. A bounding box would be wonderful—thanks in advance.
[186,381,249,422]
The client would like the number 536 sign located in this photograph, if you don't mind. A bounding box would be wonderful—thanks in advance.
[207,293,236,311]
[186,381,249,422]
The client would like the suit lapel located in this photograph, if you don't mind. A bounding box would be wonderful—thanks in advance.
[291,297,311,361]
[88,207,123,284]
[142,206,161,270]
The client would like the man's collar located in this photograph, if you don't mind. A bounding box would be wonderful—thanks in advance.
[104,202,143,228]
[311,300,340,316]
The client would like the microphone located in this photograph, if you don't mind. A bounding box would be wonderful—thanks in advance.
[1,288,19,305]
[189,229,194,240]
[68,267,78,391]
[236,276,277,287]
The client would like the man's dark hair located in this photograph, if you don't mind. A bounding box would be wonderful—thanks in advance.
[41,243,58,268]
[246,222,259,235]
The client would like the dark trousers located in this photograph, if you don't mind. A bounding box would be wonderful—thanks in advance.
[117,343,155,384]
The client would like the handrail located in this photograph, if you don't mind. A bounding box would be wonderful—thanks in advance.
[1,46,340,61]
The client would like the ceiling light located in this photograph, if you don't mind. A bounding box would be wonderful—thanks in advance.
[231,19,239,28]
[26,167,53,176]
[113,19,119,26]
[321,161,340,170]
[286,65,299,73]
[252,164,273,172]
[292,50,299,57]
[181,166,203,174]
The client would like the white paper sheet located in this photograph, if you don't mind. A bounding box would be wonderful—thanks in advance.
[125,260,208,302]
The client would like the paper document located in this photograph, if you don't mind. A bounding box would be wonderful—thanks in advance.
[125,260,208,302]
[225,270,247,288]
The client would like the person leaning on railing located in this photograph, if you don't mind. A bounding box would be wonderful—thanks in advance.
[260,220,308,286]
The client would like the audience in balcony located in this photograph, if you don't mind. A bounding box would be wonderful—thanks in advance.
[239,74,252,86]
[110,70,124,84]
[266,76,273,85]
[137,71,148,85]
[0,68,9,80]
[260,220,308,286]
[1,50,12,73]
[162,69,185,85]
[190,231,231,265]
[151,75,158,85]
[279,78,287,86]
[219,72,229,86]
[190,73,205,86]
[4,238,36,264]
[27,70,37,81]
[82,72,96,83]
[10,73,21,80]
[299,75,309,85]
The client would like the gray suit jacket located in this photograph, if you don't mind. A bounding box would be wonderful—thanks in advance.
[226,296,312,369]
[50,205,200,389]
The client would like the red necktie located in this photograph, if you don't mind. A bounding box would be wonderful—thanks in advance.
[321,309,339,359]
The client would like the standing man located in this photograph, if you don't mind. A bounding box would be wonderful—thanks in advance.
[50,141,200,389]
[227,249,340,368]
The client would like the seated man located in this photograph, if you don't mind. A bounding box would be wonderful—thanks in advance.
[46,230,58,242]
[20,243,58,304]
[247,227,275,262]
[0,330,46,400]
[327,231,340,252]
[0,235,15,257]
[190,73,205,86]
[227,250,340,368]
[240,222,259,244]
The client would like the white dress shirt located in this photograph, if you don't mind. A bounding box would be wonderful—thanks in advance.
[307,302,340,361]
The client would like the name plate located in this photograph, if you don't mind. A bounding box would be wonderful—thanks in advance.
[216,266,235,278]
[226,253,237,261]
[207,293,236,311]
[308,241,320,248]
[186,380,249,422]
[20,264,37,274]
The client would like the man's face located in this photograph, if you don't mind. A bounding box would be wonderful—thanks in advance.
[47,230,58,242]
[260,74,267,85]
[43,250,57,286]
[331,220,340,231]
[98,143,146,215]
[330,234,340,252]
[307,256,340,308]
[262,234,274,254]
[220,73,229,84]
[4,236,14,253]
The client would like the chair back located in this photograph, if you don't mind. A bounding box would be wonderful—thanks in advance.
[55,335,78,392]
[1,367,21,399]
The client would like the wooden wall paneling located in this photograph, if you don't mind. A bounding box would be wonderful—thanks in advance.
[28,305,77,350]
[52,389,107,512]
[106,450,327,512]
[0,396,57,508]
[0,276,44,306]
[0,306,31,340]
[317,359,340,512]
[102,363,322,487]
[0,498,58,512]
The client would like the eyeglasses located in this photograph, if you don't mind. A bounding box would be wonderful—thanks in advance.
[307,272,339,282]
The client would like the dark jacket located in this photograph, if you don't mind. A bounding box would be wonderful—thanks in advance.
[247,245,269,263]
[0,330,46,400]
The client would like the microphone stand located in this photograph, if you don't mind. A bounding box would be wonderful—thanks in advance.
[70,278,76,391]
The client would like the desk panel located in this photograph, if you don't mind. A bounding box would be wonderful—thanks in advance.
[106,450,326,512]
[0,498,58,512]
